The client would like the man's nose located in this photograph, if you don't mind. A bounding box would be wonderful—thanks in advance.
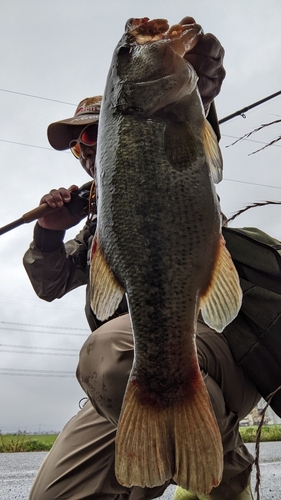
[80,143,95,159]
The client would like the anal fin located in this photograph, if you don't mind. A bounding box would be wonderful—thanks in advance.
[90,234,124,321]
[200,234,242,332]
[115,375,223,494]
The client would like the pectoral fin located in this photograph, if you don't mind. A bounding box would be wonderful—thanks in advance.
[90,235,125,321]
[200,235,242,332]
[203,118,223,184]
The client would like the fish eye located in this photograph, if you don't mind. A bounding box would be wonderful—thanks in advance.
[117,45,131,57]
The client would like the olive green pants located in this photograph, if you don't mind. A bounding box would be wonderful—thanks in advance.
[29,314,260,500]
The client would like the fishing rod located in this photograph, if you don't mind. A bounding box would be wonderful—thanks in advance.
[218,90,281,124]
[0,181,95,236]
[2,90,280,235]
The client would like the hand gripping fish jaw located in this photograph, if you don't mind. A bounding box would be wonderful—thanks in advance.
[91,17,242,495]
[109,21,203,120]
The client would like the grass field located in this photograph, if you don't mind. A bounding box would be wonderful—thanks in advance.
[0,425,280,452]
[240,424,281,443]
[0,433,58,452]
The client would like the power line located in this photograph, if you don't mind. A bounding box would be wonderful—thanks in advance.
[1,132,281,154]
[0,367,75,377]
[0,88,76,106]
[0,326,87,337]
[0,138,70,153]
[0,343,78,351]
[0,367,73,374]
[0,321,89,337]
[0,136,280,191]
[0,88,281,194]
[0,343,79,356]
[0,320,88,331]
[222,178,281,190]
[0,88,75,152]
[0,295,84,312]
[222,133,281,149]
[0,349,77,356]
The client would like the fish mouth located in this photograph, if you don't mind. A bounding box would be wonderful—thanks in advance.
[114,51,198,116]
[112,18,201,117]
[126,17,203,57]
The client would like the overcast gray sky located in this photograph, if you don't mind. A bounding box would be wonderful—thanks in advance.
[1,0,281,433]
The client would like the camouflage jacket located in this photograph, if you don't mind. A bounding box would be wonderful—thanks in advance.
[23,218,128,332]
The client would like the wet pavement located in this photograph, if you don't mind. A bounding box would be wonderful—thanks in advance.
[0,442,280,499]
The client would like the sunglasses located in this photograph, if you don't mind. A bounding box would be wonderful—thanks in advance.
[70,124,98,159]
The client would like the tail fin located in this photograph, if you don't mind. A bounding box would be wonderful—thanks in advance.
[115,375,223,495]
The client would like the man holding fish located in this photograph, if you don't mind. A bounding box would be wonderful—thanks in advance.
[24,17,259,500]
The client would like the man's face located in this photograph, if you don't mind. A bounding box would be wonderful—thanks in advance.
[70,123,98,178]
[79,143,97,178]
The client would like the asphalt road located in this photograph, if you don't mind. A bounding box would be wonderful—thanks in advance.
[0,442,280,500]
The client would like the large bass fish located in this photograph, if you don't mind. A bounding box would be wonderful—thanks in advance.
[91,17,242,495]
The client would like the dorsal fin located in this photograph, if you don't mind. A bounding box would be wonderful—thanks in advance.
[203,118,223,184]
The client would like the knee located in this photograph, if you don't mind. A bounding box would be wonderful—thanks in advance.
[76,315,134,425]
[77,316,134,388]
[76,331,98,391]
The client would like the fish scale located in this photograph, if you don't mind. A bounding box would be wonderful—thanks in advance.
[91,17,242,494]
